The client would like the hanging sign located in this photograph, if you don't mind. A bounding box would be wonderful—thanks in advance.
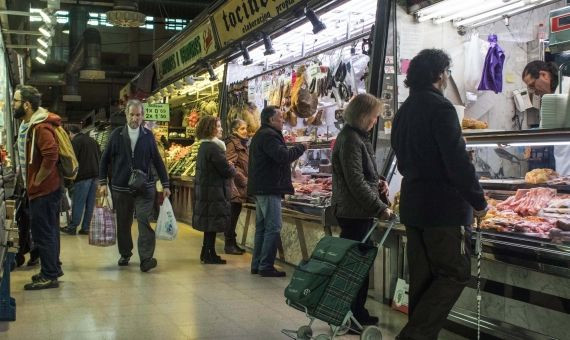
[156,20,217,83]
[143,103,170,122]
[213,0,302,47]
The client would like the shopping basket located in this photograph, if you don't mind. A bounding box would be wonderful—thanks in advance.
[282,218,397,340]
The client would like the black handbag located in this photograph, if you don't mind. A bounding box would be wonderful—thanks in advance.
[128,168,148,193]
[124,132,148,193]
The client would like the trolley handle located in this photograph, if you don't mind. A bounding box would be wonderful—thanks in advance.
[362,215,399,245]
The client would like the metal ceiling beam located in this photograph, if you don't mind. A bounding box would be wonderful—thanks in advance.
[6,44,39,49]
[0,10,33,16]
[2,29,42,36]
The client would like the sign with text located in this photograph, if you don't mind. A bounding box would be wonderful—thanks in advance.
[143,103,170,122]
[213,0,301,47]
[156,20,217,83]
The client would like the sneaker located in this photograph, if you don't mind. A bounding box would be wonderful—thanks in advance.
[61,226,77,235]
[78,229,89,235]
[24,276,59,290]
[356,314,379,326]
[224,244,245,255]
[118,256,130,266]
[32,270,64,282]
[259,268,286,277]
[140,258,157,272]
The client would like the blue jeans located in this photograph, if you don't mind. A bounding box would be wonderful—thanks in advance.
[70,178,97,231]
[29,189,62,280]
[252,195,282,271]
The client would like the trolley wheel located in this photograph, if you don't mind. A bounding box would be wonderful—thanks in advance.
[330,318,351,336]
[360,326,382,340]
[315,335,331,340]
[297,325,313,340]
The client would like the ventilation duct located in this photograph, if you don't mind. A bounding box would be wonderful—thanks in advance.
[65,28,105,101]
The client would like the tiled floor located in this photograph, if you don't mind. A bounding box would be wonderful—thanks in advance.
[0,223,467,340]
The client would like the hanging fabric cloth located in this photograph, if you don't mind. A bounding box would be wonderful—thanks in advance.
[478,34,505,93]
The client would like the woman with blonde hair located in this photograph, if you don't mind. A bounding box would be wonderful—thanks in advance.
[224,119,249,255]
[192,116,236,264]
[331,93,394,325]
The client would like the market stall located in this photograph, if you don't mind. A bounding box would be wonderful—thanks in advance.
[221,0,385,264]
[373,1,570,338]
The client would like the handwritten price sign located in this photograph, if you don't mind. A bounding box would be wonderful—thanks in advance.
[143,103,170,122]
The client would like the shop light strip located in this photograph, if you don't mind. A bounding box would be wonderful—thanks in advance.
[455,1,525,27]
[434,0,517,25]
[468,0,560,28]
[418,0,478,22]
[416,0,466,18]
[466,141,570,147]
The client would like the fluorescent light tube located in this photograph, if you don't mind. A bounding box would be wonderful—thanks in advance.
[37,37,50,49]
[36,55,46,64]
[39,25,54,38]
[39,9,53,25]
[37,48,48,57]
[455,1,525,26]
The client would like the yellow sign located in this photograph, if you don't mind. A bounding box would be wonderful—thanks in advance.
[213,0,301,47]
[156,20,217,83]
[143,103,170,122]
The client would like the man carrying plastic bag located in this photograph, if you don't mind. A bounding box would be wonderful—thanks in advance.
[156,198,178,241]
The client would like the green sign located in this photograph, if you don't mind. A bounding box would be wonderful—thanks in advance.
[143,103,170,122]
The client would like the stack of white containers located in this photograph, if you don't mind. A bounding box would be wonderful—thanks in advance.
[539,94,569,128]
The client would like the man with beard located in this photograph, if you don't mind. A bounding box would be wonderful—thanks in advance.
[99,99,170,272]
[13,85,64,290]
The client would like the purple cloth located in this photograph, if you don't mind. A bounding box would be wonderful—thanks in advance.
[478,35,505,93]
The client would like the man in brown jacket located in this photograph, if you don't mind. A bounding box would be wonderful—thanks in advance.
[13,85,63,290]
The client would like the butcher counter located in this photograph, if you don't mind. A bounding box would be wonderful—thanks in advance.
[373,220,570,340]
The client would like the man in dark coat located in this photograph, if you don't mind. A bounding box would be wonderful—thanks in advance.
[248,106,307,277]
[391,49,488,340]
[99,99,170,273]
[61,125,101,235]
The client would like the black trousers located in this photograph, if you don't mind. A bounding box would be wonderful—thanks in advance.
[226,202,242,243]
[398,225,471,340]
[203,232,216,248]
[336,217,374,320]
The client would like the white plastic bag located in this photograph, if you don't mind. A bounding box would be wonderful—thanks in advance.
[156,198,178,240]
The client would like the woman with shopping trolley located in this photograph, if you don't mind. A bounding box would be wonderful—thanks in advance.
[331,93,395,327]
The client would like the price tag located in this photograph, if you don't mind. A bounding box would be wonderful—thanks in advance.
[143,103,170,122]
[248,82,257,102]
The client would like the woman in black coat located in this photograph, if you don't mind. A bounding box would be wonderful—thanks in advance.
[331,93,394,325]
[193,116,236,264]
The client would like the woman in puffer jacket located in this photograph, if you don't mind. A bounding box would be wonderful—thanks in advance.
[192,116,236,264]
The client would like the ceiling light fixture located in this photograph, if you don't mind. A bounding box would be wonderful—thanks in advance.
[106,1,146,27]
[262,33,275,55]
[305,8,326,34]
[36,55,46,64]
[37,47,49,58]
[39,25,55,38]
[37,36,51,49]
[39,8,54,24]
[454,1,525,27]
[240,42,253,66]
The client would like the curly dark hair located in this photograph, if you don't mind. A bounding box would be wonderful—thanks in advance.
[523,60,559,93]
[196,115,219,140]
[16,85,42,111]
[404,49,451,91]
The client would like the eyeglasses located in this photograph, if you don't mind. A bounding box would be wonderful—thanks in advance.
[446,69,452,76]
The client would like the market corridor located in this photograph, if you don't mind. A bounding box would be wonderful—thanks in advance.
[0,224,465,340]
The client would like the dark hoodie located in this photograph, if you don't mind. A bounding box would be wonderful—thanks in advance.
[25,107,61,200]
